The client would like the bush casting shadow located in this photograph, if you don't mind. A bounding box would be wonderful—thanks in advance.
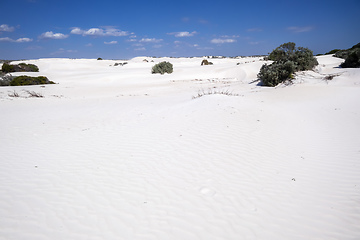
[258,42,318,87]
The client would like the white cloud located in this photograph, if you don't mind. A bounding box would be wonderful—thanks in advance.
[135,47,146,51]
[40,31,68,39]
[153,44,162,48]
[70,27,84,35]
[0,37,33,43]
[287,26,314,33]
[15,38,33,43]
[221,35,240,38]
[132,43,143,47]
[211,38,236,44]
[139,38,163,43]
[104,41,117,45]
[51,48,77,55]
[0,24,15,32]
[247,28,263,32]
[71,27,128,37]
[85,43,93,47]
[168,31,197,37]
[0,37,13,42]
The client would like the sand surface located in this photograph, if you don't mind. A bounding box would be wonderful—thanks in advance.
[0,55,360,239]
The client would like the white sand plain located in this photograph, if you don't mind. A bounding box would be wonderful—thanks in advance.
[0,55,359,240]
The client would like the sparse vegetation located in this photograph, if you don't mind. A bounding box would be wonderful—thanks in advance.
[151,61,173,74]
[258,42,318,87]
[8,90,20,98]
[9,76,55,86]
[192,88,241,99]
[323,73,341,81]
[114,62,128,66]
[24,90,44,98]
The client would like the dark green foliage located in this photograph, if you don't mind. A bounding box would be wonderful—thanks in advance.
[340,48,360,68]
[334,42,360,60]
[9,76,55,86]
[1,63,15,73]
[97,58,103,60]
[258,61,295,87]
[1,62,39,73]
[325,49,341,55]
[291,47,319,71]
[258,42,318,86]
[334,50,350,59]
[268,42,296,61]
[151,61,173,74]
[333,42,360,68]
[350,42,360,50]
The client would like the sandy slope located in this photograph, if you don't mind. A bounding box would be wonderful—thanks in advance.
[0,55,359,240]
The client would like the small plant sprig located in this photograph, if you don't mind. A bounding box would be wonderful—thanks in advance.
[24,90,44,98]
[8,90,20,97]
[192,88,241,99]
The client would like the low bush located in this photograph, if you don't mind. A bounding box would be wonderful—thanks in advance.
[325,49,341,55]
[1,62,39,73]
[9,76,55,86]
[1,63,15,73]
[258,61,295,87]
[151,61,173,74]
[258,42,318,86]
[334,42,360,62]
[340,48,360,68]
[201,59,213,65]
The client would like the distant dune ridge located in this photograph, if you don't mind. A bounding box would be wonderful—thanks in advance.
[0,55,359,240]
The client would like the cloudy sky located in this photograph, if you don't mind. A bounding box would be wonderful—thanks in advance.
[1,0,359,59]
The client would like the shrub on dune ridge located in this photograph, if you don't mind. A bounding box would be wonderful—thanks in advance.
[151,61,173,74]
[341,48,360,68]
[258,42,318,87]
[9,75,55,86]
[1,62,39,73]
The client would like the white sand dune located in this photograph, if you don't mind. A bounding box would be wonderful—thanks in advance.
[0,55,359,240]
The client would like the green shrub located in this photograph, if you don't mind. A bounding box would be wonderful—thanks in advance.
[2,63,15,73]
[325,49,341,55]
[341,48,360,68]
[258,61,295,87]
[25,63,39,72]
[1,62,39,73]
[334,42,360,60]
[9,76,55,86]
[151,61,173,74]
[258,42,318,86]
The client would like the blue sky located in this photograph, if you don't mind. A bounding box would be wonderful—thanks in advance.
[1,0,359,59]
